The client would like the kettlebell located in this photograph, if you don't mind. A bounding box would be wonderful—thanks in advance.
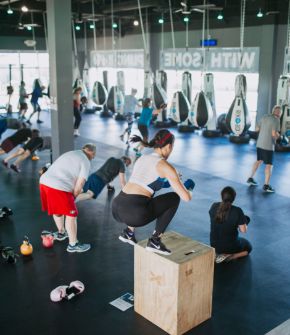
[20,236,33,256]
[41,235,54,248]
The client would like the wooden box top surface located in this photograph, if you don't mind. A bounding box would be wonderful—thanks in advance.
[135,231,214,265]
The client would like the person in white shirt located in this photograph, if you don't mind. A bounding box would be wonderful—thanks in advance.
[39,143,96,253]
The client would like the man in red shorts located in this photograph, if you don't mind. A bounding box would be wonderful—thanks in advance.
[40,143,96,253]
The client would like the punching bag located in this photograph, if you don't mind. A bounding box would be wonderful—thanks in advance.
[169,91,194,133]
[235,74,247,99]
[107,86,124,116]
[103,71,109,91]
[152,82,167,109]
[92,81,108,105]
[189,91,213,128]
[202,73,220,137]
[226,74,251,143]
[117,71,125,95]
[182,71,192,105]
[157,70,167,91]
[143,71,152,99]
[277,75,290,107]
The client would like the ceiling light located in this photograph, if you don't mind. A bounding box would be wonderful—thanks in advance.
[21,6,28,12]
[26,26,32,31]
[89,23,95,29]
[112,23,118,28]
[257,8,263,18]
[7,7,13,14]
[158,18,164,24]
[133,20,139,26]
[217,13,223,20]
[75,25,81,31]
[183,17,189,22]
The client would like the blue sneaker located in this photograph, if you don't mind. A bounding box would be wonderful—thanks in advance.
[67,242,91,253]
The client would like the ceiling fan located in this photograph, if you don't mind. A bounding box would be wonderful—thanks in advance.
[175,1,223,14]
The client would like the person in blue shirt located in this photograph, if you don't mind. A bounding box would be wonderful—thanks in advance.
[26,79,45,125]
[134,98,166,156]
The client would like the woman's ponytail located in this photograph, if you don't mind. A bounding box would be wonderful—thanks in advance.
[215,186,236,223]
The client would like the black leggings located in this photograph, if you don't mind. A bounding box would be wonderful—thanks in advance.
[112,191,180,234]
[74,107,82,129]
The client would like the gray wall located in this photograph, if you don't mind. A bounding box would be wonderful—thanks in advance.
[0,23,287,120]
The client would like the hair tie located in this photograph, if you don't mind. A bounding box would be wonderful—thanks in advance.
[157,132,172,146]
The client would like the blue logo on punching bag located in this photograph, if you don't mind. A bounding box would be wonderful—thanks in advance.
[235,117,241,124]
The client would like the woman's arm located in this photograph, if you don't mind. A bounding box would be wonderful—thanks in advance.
[239,224,247,233]
[157,160,191,201]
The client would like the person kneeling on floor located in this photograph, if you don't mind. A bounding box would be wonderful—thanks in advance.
[76,156,132,202]
[209,186,252,264]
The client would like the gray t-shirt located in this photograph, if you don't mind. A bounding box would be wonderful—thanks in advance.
[95,157,125,184]
[257,114,280,151]
[124,95,138,116]
[19,86,27,104]
[40,150,90,192]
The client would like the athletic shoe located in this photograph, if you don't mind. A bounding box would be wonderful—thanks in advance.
[2,160,8,168]
[146,237,171,255]
[247,177,258,186]
[36,119,44,124]
[52,230,68,241]
[119,229,137,246]
[26,120,32,125]
[67,242,91,253]
[120,134,124,142]
[263,184,275,193]
[10,164,21,173]
[215,254,232,264]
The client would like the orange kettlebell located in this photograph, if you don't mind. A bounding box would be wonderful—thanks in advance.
[41,234,54,248]
[20,236,33,256]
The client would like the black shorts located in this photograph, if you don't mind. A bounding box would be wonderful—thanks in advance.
[20,102,28,110]
[257,147,273,165]
[23,137,43,153]
[138,124,148,139]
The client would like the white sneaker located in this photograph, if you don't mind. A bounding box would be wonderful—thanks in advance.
[74,129,80,137]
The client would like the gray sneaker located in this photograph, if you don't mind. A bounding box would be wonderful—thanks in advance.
[67,242,91,253]
[52,231,68,241]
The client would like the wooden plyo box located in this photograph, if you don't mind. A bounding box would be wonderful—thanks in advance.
[134,231,215,335]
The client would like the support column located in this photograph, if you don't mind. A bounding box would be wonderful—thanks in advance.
[46,0,73,160]
[256,25,276,123]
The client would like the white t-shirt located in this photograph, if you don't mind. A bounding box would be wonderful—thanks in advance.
[40,150,91,192]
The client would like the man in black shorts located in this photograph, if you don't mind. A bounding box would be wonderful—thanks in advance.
[247,105,281,192]
[3,130,46,173]
[76,156,131,202]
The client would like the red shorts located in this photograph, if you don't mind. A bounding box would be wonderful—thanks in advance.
[39,184,78,217]
[1,138,15,153]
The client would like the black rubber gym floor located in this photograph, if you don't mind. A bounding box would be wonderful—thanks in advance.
[1,111,290,335]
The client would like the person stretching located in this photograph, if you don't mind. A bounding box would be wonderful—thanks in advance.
[209,186,252,263]
[112,129,194,255]
[76,156,132,202]
[0,127,32,164]
[4,132,49,173]
[39,144,96,253]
